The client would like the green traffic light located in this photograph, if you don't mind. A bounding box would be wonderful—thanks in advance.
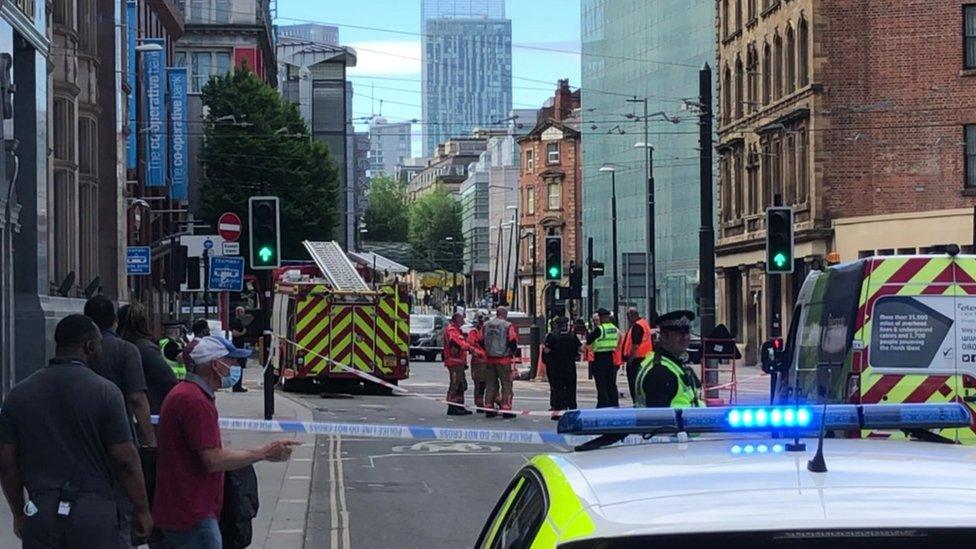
[548,266,561,278]
[258,246,273,263]
[772,252,788,268]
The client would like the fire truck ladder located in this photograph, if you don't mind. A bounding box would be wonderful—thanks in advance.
[302,241,371,293]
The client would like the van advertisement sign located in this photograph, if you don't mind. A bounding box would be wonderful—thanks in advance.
[870,296,957,369]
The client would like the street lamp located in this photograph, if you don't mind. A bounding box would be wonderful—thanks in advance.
[599,164,620,321]
[634,141,656,320]
[504,205,518,308]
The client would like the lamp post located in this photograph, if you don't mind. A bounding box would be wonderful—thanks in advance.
[634,141,656,319]
[503,205,518,307]
[518,228,540,378]
[599,164,620,321]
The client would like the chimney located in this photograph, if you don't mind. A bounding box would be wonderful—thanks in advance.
[553,79,573,121]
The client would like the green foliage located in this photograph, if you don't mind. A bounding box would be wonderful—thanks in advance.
[198,69,340,262]
[362,176,409,242]
[408,186,464,272]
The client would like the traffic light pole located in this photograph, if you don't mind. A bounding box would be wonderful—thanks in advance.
[529,231,540,379]
[699,63,718,400]
[202,247,210,320]
[586,237,594,320]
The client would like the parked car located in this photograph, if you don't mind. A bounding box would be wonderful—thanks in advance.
[410,314,446,362]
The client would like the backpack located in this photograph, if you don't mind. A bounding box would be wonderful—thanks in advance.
[483,318,512,358]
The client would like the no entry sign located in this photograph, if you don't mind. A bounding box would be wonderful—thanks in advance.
[218,212,242,242]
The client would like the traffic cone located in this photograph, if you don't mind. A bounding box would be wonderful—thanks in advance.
[535,345,548,382]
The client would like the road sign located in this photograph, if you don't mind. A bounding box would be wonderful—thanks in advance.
[126,246,151,276]
[209,256,244,292]
[203,238,214,251]
[179,235,225,258]
[222,242,240,256]
[218,212,242,242]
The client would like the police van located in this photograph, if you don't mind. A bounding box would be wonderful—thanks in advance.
[773,251,976,442]
[477,404,976,547]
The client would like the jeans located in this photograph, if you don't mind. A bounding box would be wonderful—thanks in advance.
[547,360,578,411]
[164,518,222,549]
[591,355,620,408]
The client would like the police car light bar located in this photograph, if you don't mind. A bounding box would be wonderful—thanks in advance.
[556,403,971,436]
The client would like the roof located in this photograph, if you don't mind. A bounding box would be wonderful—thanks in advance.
[545,438,976,539]
[348,251,409,275]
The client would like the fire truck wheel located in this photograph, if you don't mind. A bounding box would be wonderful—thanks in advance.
[282,377,319,394]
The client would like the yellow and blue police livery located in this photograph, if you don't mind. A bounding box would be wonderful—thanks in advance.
[476,403,976,548]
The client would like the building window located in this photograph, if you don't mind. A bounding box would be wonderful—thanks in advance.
[773,32,783,100]
[762,42,771,105]
[720,154,732,221]
[78,0,96,54]
[182,0,232,24]
[785,25,796,94]
[734,147,744,217]
[762,142,772,206]
[966,124,976,188]
[52,97,75,162]
[798,17,809,87]
[176,51,233,93]
[722,64,732,125]
[734,56,744,119]
[79,117,97,177]
[772,136,783,200]
[796,129,808,202]
[784,133,796,204]
[966,6,976,69]
[748,0,757,21]
[526,186,536,215]
[524,149,534,173]
[722,0,730,39]
[747,43,758,114]
[547,181,561,210]
[546,142,560,164]
[747,147,761,214]
[735,0,742,31]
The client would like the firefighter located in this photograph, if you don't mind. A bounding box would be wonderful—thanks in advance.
[586,308,620,408]
[467,310,492,412]
[482,307,519,418]
[634,310,703,408]
[443,312,481,415]
[622,306,654,403]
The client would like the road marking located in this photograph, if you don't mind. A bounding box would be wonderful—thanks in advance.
[328,436,339,549]
[337,435,350,549]
[391,441,502,453]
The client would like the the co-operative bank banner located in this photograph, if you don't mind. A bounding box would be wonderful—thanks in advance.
[167,67,188,200]
[143,38,167,186]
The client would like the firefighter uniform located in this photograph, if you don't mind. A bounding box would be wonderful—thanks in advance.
[586,309,620,408]
[443,318,475,415]
[622,316,653,402]
[467,315,494,411]
[482,317,519,418]
[634,311,703,408]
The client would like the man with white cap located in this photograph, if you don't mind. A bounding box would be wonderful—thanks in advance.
[153,336,299,547]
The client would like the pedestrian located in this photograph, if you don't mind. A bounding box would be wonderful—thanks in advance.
[0,314,154,546]
[229,307,250,393]
[153,336,299,548]
[482,307,519,418]
[117,303,178,416]
[543,316,582,419]
[634,310,703,408]
[181,319,211,372]
[622,306,654,403]
[160,321,188,381]
[586,308,620,407]
[443,312,479,415]
[84,295,156,447]
[466,310,492,412]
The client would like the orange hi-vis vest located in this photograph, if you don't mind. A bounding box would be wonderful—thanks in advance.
[622,318,653,359]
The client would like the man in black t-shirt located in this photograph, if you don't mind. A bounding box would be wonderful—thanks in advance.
[543,317,582,417]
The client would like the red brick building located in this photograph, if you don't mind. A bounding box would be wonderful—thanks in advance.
[516,80,582,315]
[715,0,976,362]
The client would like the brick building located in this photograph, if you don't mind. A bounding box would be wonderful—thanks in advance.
[516,80,582,316]
[715,0,976,363]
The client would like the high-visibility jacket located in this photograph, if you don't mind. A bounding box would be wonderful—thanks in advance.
[592,323,619,353]
[634,351,702,408]
[622,318,653,359]
[159,338,187,380]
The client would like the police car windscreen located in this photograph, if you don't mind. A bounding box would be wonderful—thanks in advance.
[560,529,976,548]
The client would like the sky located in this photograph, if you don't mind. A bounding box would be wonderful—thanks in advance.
[275,0,582,156]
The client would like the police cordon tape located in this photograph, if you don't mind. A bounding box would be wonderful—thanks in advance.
[147,413,675,447]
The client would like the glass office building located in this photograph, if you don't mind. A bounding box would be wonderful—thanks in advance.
[581,0,715,321]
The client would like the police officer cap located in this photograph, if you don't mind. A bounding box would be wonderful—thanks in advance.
[596,308,612,316]
[657,310,695,331]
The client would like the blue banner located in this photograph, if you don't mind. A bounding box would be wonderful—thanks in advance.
[143,38,166,186]
[167,67,188,200]
[125,0,136,171]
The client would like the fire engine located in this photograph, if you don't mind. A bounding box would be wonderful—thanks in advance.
[271,241,409,393]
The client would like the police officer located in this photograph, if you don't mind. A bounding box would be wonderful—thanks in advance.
[586,308,620,408]
[634,310,703,408]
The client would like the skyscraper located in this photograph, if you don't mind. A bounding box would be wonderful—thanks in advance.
[368,118,412,177]
[421,0,512,156]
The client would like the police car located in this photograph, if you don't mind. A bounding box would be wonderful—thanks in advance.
[476,404,976,547]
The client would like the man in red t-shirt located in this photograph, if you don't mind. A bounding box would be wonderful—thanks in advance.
[153,336,299,547]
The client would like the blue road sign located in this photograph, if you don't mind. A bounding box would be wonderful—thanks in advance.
[126,246,151,276]
[203,238,214,250]
[209,256,244,292]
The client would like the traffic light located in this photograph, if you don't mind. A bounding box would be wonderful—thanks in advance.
[544,236,563,280]
[249,196,281,269]
[569,262,583,299]
[589,260,605,278]
[765,207,794,274]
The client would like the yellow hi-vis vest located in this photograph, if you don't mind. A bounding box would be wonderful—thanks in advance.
[634,351,703,408]
[159,338,187,380]
[592,323,619,353]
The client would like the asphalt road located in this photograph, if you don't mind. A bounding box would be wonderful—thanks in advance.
[294,361,772,548]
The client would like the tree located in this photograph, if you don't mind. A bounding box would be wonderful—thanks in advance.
[408,186,464,273]
[198,69,340,262]
[362,176,409,242]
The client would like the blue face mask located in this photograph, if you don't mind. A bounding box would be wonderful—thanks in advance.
[220,365,242,389]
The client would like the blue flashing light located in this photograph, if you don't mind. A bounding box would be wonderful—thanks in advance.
[755,409,769,427]
[772,444,785,453]
[757,444,769,453]
[797,408,812,427]
[742,410,754,427]
[728,410,741,427]
[744,445,755,454]
[770,409,783,427]
[731,445,743,455]
[784,409,796,427]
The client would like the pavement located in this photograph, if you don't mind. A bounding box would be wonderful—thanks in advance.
[0,363,316,549]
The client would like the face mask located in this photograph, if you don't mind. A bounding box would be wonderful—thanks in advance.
[220,365,242,389]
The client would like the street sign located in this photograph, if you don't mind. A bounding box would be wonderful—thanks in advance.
[218,212,242,242]
[126,246,151,275]
[209,256,244,292]
[222,242,240,256]
[203,238,214,251]
[179,235,225,258]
